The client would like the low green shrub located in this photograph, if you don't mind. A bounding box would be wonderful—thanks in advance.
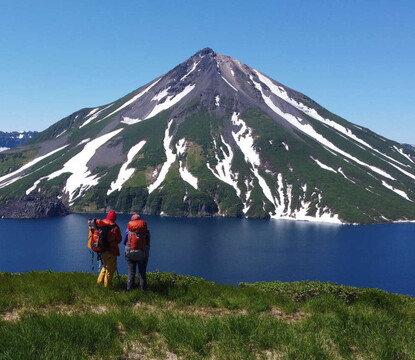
[239,280,363,303]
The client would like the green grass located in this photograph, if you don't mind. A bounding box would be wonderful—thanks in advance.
[0,149,38,177]
[0,271,414,359]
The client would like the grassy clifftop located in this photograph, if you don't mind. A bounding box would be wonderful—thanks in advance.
[1,271,414,359]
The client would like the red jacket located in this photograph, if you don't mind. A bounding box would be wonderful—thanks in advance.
[101,218,122,256]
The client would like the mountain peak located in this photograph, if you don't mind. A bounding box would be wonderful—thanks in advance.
[194,47,216,57]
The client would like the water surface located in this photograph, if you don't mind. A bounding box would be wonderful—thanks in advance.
[1,214,414,296]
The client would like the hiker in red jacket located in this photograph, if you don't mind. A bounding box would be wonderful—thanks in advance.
[123,214,150,291]
[97,210,122,287]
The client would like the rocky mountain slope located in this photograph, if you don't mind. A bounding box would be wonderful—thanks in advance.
[1,48,415,223]
[0,194,68,219]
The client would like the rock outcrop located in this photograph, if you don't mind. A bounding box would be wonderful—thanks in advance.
[0,195,69,219]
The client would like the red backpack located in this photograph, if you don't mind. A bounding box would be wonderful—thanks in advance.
[88,218,112,253]
[127,219,149,251]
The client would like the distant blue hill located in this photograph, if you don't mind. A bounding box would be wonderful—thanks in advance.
[0,131,38,151]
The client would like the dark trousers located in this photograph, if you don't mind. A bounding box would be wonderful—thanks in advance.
[126,254,148,291]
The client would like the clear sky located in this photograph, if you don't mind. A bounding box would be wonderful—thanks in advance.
[1,1,414,143]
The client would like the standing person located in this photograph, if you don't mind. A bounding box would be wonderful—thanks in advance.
[96,210,122,287]
[123,214,150,291]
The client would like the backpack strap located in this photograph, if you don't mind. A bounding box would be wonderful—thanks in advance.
[128,231,147,237]
[127,231,147,244]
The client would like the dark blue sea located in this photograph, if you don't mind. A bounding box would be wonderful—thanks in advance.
[1,213,414,296]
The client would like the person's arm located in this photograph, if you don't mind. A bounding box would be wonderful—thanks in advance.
[122,228,128,245]
[114,225,122,244]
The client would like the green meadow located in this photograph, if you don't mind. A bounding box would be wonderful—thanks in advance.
[1,271,414,359]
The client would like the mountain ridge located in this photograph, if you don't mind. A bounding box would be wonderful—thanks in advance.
[1,48,415,223]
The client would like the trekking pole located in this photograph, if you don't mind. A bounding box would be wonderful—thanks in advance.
[116,267,122,285]
[90,250,95,273]
[97,253,103,273]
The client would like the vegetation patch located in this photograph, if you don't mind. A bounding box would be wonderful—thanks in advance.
[239,280,365,303]
[0,271,414,359]
[0,148,38,176]
[1,304,109,323]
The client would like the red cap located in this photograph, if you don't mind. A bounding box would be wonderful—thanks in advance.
[131,214,140,221]
[106,210,117,221]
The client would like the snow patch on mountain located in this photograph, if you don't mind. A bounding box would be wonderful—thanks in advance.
[121,117,141,125]
[121,83,195,126]
[79,107,100,128]
[101,79,161,122]
[283,186,341,223]
[148,120,176,194]
[176,139,198,189]
[207,136,240,197]
[176,138,186,156]
[0,147,9,152]
[25,129,123,204]
[180,61,200,81]
[251,76,396,181]
[381,181,412,201]
[231,112,277,211]
[107,140,146,195]
[86,108,100,117]
[386,162,415,181]
[179,165,198,189]
[56,129,67,138]
[338,168,356,183]
[231,113,261,166]
[254,70,412,172]
[273,173,286,217]
[148,125,199,192]
[243,179,254,214]
[291,185,310,218]
[303,210,341,224]
[393,146,415,164]
[221,76,238,92]
[144,84,196,120]
[0,145,69,187]
[311,158,337,173]
[254,71,372,146]
[78,138,90,146]
[80,104,113,128]
[229,111,341,223]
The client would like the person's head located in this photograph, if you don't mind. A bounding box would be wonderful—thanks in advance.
[106,210,117,221]
[131,214,140,221]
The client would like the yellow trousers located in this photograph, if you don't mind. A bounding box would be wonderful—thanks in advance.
[97,251,117,287]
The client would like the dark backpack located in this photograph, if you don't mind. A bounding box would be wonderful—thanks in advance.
[88,218,110,253]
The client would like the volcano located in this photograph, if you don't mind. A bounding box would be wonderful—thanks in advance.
[1,48,415,223]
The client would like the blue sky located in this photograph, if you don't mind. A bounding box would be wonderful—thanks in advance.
[1,1,414,143]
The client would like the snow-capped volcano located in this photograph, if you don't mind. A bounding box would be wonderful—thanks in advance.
[1,48,415,223]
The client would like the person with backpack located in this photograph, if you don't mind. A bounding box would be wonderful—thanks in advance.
[90,210,122,287]
[123,214,150,291]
